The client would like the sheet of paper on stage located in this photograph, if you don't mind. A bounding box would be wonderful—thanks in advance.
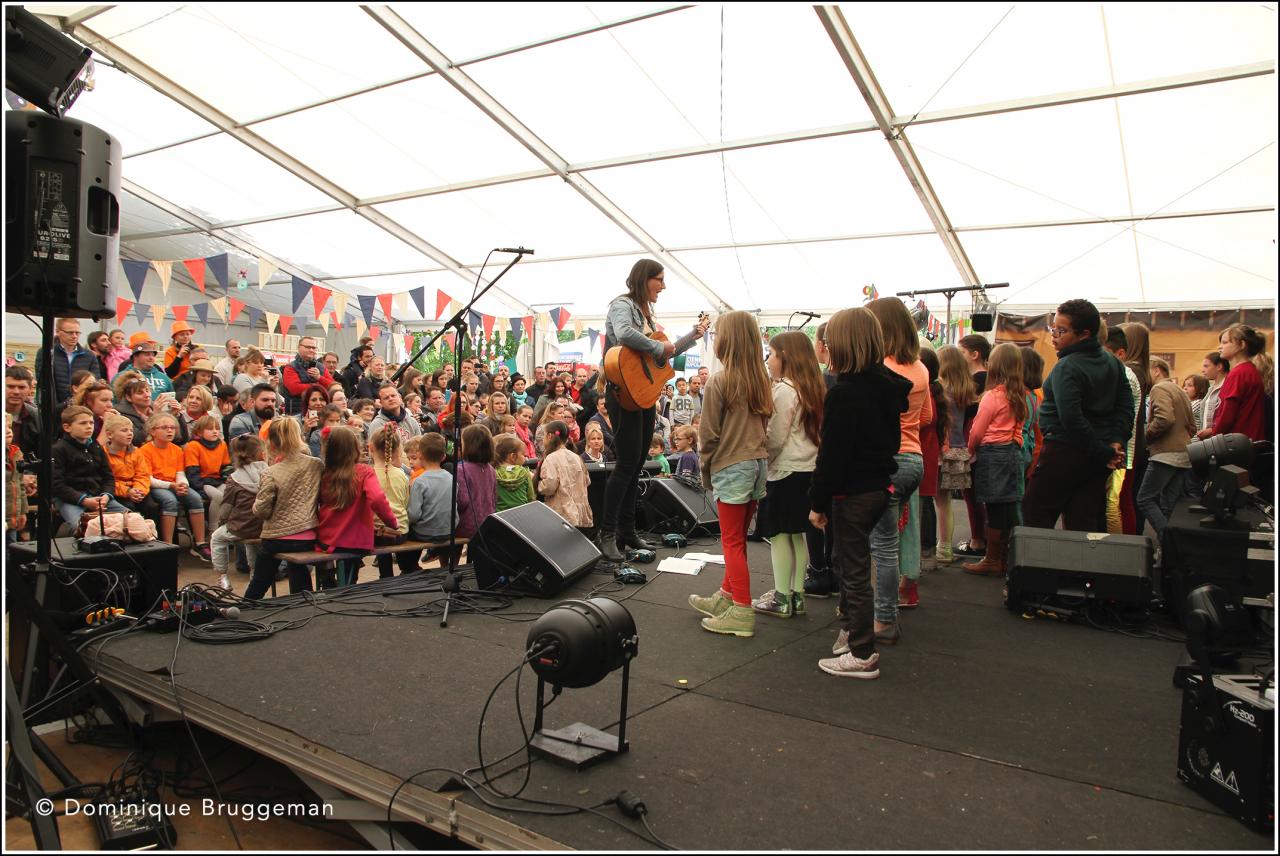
[683,553,725,564]
[658,557,704,575]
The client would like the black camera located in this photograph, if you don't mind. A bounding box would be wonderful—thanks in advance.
[263,355,275,367]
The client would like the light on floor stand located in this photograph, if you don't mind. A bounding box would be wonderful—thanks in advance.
[525,598,638,770]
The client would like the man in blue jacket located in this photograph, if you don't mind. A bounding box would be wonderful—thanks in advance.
[44,317,101,404]
[1023,299,1134,531]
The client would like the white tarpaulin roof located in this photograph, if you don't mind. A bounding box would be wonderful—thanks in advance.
[19,2,1278,325]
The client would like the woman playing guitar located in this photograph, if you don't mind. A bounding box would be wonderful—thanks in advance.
[598,259,708,562]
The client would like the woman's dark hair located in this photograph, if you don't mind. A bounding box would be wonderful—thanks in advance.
[542,419,576,455]
[1184,373,1209,400]
[302,384,330,410]
[460,423,494,464]
[1205,351,1231,374]
[1020,346,1044,391]
[917,347,949,444]
[624,259,663,326]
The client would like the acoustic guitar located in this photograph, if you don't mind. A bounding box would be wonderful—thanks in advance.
[604,312,710,411]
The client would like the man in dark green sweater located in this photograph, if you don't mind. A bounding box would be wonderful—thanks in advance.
[1023,299,1134,531]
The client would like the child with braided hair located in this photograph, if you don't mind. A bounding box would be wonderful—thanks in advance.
[370,424,418,577]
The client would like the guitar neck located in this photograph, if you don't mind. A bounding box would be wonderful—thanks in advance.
[669,327,703,357]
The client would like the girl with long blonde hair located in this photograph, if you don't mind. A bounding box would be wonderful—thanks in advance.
[688,311,772,638]
[246,417,324,599]
[962,343,1027,576]
[369,425,417,578]
[751,331,824,620]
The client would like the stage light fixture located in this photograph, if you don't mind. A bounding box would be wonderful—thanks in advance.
[1188,433,1255,478]
[525,597,638,769]
[5,7,93,117]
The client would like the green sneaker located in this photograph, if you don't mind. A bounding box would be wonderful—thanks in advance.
[700,604,755,637]
[752,589,792,618]
[791,592,806,616]
[688,589,732,618]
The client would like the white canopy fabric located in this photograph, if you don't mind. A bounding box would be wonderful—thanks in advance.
[19,2,1278,328]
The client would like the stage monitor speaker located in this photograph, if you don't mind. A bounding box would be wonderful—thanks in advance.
[1005,525,1152,610]
[970,302,995,332]
[5,110,120,319]
[639,477,719,534]
[472,502,601,597]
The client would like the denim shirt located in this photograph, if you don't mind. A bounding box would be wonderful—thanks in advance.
[602,296,665,369]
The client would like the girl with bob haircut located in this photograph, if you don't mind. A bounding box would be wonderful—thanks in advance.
[688,311,772,638]
[246,417,324,599]
[962,344,1028,577]
[809,307,911,679]
[751,331,824,620]
[317,426,398,586]
[455,424,497,540]
[864,297,932,633]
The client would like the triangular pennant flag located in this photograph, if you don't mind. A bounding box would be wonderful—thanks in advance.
[172,305,189,324]
[467,310,482,335]
[560,307,573,331]
[228,297,245,324]
[509,316,524,346]
[369,325,381,341]
[209,297,228,322]
[151,260,172,296]
[134,302,150,325]
[538,311,552,329]
[444,331,456,352]
[357,295,377,328]
[331,292,349,323]
[183,258,206,294]
[331,311,342,330]
[151,303,168,332]
[377,293,394,323]
[205,253,229,291]
[279,315,293,337]
[291,276,310,314]
[587,327,599,350]
[523,316,534,339]
[122,260,150,301]
[573,318,584,338]
[436,289,451,319]
[410,286,426,317]
[448,299,463,318]
[549,307,562,331]
[192,302,209,326]
[600,330,609,352]
[482,314,495,340]
[115,297,132,327]
[247,307,263,331]
[393,292,408,317]
[264,311,279,334]
[355,316,367,340]
[257,257,278,289]
[311,285,331,320]
[319,312,331,334]
[404,334,415,358]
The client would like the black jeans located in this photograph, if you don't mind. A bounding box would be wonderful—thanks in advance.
[246,537,315,600]
[832,490,889,659]
[602,388,655,534]
[805,521,833,571]
[1022,441,1110,532]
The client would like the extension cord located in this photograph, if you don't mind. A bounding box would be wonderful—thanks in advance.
[142,599,220,633]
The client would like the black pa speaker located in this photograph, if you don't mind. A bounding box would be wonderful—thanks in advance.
[472,503,601,597]
[5,110,121,319]
[970,300,995,332]
[639,477,719,534]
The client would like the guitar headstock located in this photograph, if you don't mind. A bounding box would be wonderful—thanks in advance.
[696,311,712,334]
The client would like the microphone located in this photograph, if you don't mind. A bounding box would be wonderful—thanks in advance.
[796,311,821,321]
[496,247,535,255]
[218,606,241,620]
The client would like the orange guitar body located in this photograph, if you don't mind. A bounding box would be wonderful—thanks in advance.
[604,332,674,411]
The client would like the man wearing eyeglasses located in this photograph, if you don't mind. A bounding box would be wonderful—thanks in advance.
[45,317,101,404]
[280,336,336,416]
[1022,299,1133,532]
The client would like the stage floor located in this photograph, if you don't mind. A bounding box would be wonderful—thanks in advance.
[86,533,1271,851]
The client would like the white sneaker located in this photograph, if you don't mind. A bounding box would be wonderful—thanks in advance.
[819,651,880,679]
[218,574,231,591]
[832,628,850,655]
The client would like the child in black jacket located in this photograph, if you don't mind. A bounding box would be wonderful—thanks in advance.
[52,405,129,531]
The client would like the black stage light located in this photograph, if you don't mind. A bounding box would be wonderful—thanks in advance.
[5,7,93,117]
[1188,433,1255,478]
[525,597,639,769]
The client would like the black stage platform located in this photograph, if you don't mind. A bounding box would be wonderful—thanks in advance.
[86,539,1271,850]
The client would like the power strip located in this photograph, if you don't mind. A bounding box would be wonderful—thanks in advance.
[92,797,177,850]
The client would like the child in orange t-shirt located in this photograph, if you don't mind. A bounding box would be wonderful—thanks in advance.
[184,414,231,529]
[102,415,159,521]
[140,412,209,560]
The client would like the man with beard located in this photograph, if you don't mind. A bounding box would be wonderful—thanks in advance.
[368,383,423,444]
[228,384,278,439]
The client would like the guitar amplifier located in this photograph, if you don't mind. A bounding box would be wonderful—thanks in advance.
[1005,526,1152,611]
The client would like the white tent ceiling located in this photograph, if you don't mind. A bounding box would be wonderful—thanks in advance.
[19,2,1278,328]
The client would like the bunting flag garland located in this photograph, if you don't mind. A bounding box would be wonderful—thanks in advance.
[377,293,394,323]
[192,302,209,326]
[183,258,207,294]
[264,311,279,334]
[357,295,377,328]
[355,316,367,340]
[228,297,245,324]
[311,285,331,319]
[319,312,331,334]
[330,311,342,330]
[279,315,293,337]
[549,307,563,330]
[368,325,381,342]
[436,289,451,319]
[150,303,168,332]
[116,297,132,327]
[508,316,524,346]
[133,302,150,325]
[467,310,482,336]
[152,260,172,296]
[482,314,495,340]
[257,257,278,289]
[587,327,599,351]
[523,316,534,340]
[444,331,456,352]
[172,305,189,324]
[573,318,584,338]
[404,334,415,357]
[448,299,463,318]
[331,292,349,324]
[410,286,426,318]
[209,297,228,322]
[122,260,150,301]
[205,253,229,292]
[291,276,310,314]
[247,307,263,331]
[393,292,408,317]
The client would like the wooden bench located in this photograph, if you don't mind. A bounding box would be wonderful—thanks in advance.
[275,538,469,570]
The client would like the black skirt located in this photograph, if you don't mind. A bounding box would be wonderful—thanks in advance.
[755,470,813,537]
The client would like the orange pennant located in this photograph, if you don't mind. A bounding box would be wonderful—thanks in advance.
[183,258,206,294]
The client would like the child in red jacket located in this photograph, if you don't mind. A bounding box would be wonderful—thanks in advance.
[316,426,397,586]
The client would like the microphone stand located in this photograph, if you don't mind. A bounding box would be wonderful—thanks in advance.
[390,252,528,623]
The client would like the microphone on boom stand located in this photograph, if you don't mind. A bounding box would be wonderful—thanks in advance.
[440,570,462,628]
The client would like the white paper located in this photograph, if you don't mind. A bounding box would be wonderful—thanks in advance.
[657,557,704,575]
[682,552,725,564]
